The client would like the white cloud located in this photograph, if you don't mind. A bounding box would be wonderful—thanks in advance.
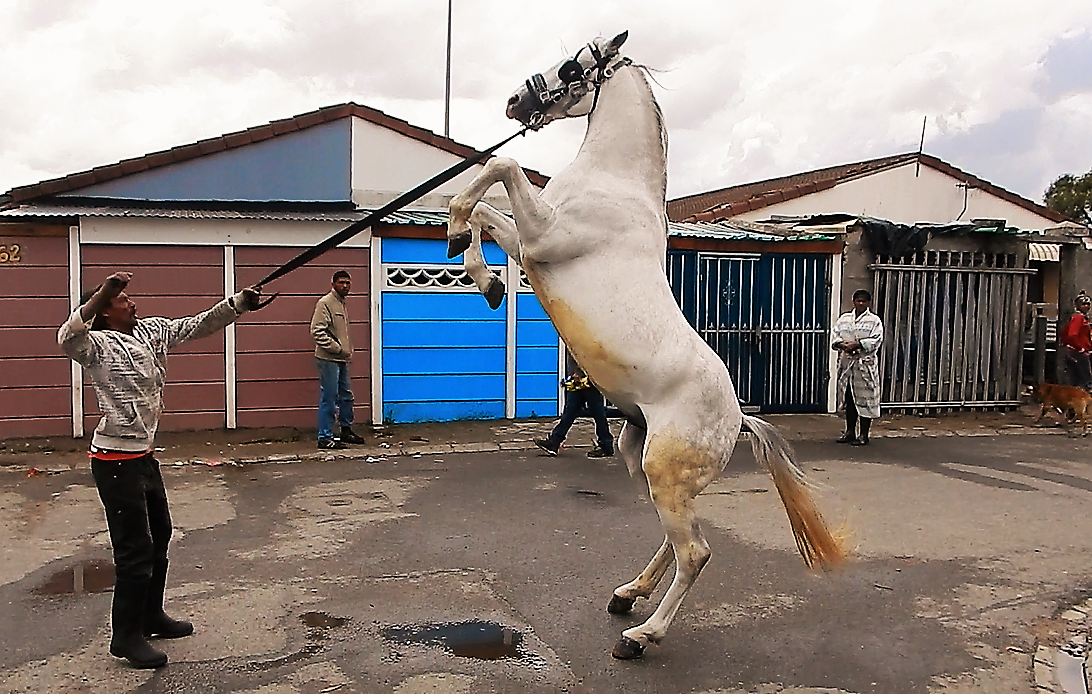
[1,0,1090,206]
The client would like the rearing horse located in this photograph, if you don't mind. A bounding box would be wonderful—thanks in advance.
[447,31,847,660]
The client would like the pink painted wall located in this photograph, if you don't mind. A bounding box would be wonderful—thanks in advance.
[81,245,227,434]
[234,247,370,429]
[0,234,72,438]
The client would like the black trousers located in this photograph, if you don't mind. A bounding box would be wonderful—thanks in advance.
[843,385,872,438]
[549,388,614,452]
[1065,351,1092,392]
[91,454,172,586]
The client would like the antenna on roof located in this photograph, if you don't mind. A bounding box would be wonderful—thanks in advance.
[915,116,927,177]
[444,0,452,138]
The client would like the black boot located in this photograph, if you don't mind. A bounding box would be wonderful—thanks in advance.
[851,417,871,446]
[144,559,193,639]
[339,426,367,445]
[110,580,168,668]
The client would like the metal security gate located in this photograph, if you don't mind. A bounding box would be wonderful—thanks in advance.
[872,251,1033,410]
[668,251,831,412]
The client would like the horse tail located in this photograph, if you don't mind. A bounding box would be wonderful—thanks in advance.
[741,414,849,571]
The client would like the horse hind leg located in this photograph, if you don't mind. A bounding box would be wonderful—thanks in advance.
[608,537,673,615]
[612,434,718,659]
[613,499,710,659]
[608,422,675,615]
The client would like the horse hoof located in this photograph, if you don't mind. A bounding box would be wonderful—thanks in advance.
[485,278,506,309]
[447,231,472,258]
[611,636,644,660]
[607,595,635,614]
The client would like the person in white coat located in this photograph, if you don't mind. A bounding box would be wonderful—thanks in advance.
[831,289,884,445]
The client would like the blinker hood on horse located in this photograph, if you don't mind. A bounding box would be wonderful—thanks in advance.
[447,30,848,660]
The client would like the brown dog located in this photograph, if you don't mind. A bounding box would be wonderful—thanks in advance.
[1031,382,1091,436]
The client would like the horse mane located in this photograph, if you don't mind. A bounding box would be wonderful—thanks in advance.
[627,63,669,204]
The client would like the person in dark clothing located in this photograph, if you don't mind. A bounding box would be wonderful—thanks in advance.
[534,350,614,458]
[58,271,261,669]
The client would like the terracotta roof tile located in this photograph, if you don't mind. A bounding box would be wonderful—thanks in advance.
[119,158,149,175]
[669,153,1069,225]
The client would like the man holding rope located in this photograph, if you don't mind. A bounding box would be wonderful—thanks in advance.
[58,271,261,668]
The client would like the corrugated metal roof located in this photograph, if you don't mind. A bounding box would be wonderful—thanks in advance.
[0,204,461,225]
[667,219,838,242]
[0,204,836,241]
[1029,242,1060,262]
[0,204,370,222]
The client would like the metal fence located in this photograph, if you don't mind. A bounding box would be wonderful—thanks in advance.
[872,251,1033,410]
[668,250,831,412]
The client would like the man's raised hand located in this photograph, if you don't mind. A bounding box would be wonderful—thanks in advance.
[102,272,132,299]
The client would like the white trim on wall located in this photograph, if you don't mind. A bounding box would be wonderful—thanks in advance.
[827,252,844,414]
[78,217,372,247]
[68,225,84,438]
[370,237,383,425]
[224,246,237,430]
[505,256,518,419]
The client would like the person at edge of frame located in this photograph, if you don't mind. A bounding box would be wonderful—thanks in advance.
[1060,290,1092,392]
[58,271,262,669]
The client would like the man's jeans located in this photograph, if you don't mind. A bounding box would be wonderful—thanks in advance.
[316,358,354,441]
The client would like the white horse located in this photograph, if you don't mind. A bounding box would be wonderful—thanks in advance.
[447,31,847,660]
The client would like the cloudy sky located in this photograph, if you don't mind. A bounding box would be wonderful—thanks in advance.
[2,0,1090,205]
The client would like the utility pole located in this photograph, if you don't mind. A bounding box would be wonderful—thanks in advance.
[444,0,452,138]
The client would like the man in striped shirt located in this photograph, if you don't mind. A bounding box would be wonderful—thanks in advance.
[59,271,260,668]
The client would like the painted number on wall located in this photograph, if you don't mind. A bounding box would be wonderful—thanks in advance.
[0,244,22,264]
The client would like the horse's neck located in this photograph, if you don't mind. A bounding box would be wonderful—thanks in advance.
[575,66,667,199]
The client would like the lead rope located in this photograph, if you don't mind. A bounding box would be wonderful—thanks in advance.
[248,125,531,307]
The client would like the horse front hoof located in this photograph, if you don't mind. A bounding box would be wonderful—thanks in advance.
[447,230,472,258]
[611,636,644,660]
[485,278,506,309]
[607,595,635,614]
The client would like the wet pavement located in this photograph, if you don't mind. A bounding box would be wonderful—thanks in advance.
[0,407,1089,693]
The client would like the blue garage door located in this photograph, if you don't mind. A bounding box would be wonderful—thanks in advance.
[381,237,559,423]
[516,290,559,417]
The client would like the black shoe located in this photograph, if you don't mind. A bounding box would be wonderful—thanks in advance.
[145,613,194,639]
[587,446,614,459]
[110,580,168,669]
[836,432,857,444]
[533,438,559,456]
[850,436,869,446]
[340,427,367,445]
[111,633,168,669]
[318,439,348,450]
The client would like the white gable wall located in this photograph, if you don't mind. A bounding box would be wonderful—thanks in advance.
[735,162,1058,231]
[350,118,513,210]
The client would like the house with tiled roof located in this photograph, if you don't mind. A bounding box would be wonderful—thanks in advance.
[0,103,559,439]
[667,153,1091,413]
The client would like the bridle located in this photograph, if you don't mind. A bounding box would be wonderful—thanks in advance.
[523,43,632,129]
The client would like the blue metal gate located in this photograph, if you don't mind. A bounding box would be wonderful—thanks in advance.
[668,251,831,412]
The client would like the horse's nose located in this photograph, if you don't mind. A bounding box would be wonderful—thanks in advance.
[507,94,520,107]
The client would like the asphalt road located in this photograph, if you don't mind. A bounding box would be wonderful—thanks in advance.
[1,433,1089,693]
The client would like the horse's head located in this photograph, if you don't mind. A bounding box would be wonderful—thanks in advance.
[506,31,630,129]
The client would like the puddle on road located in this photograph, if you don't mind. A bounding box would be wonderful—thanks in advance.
[300,611,349,629]
[35,560,114,595]
[248,611,350,672]
[382,621,523,660]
